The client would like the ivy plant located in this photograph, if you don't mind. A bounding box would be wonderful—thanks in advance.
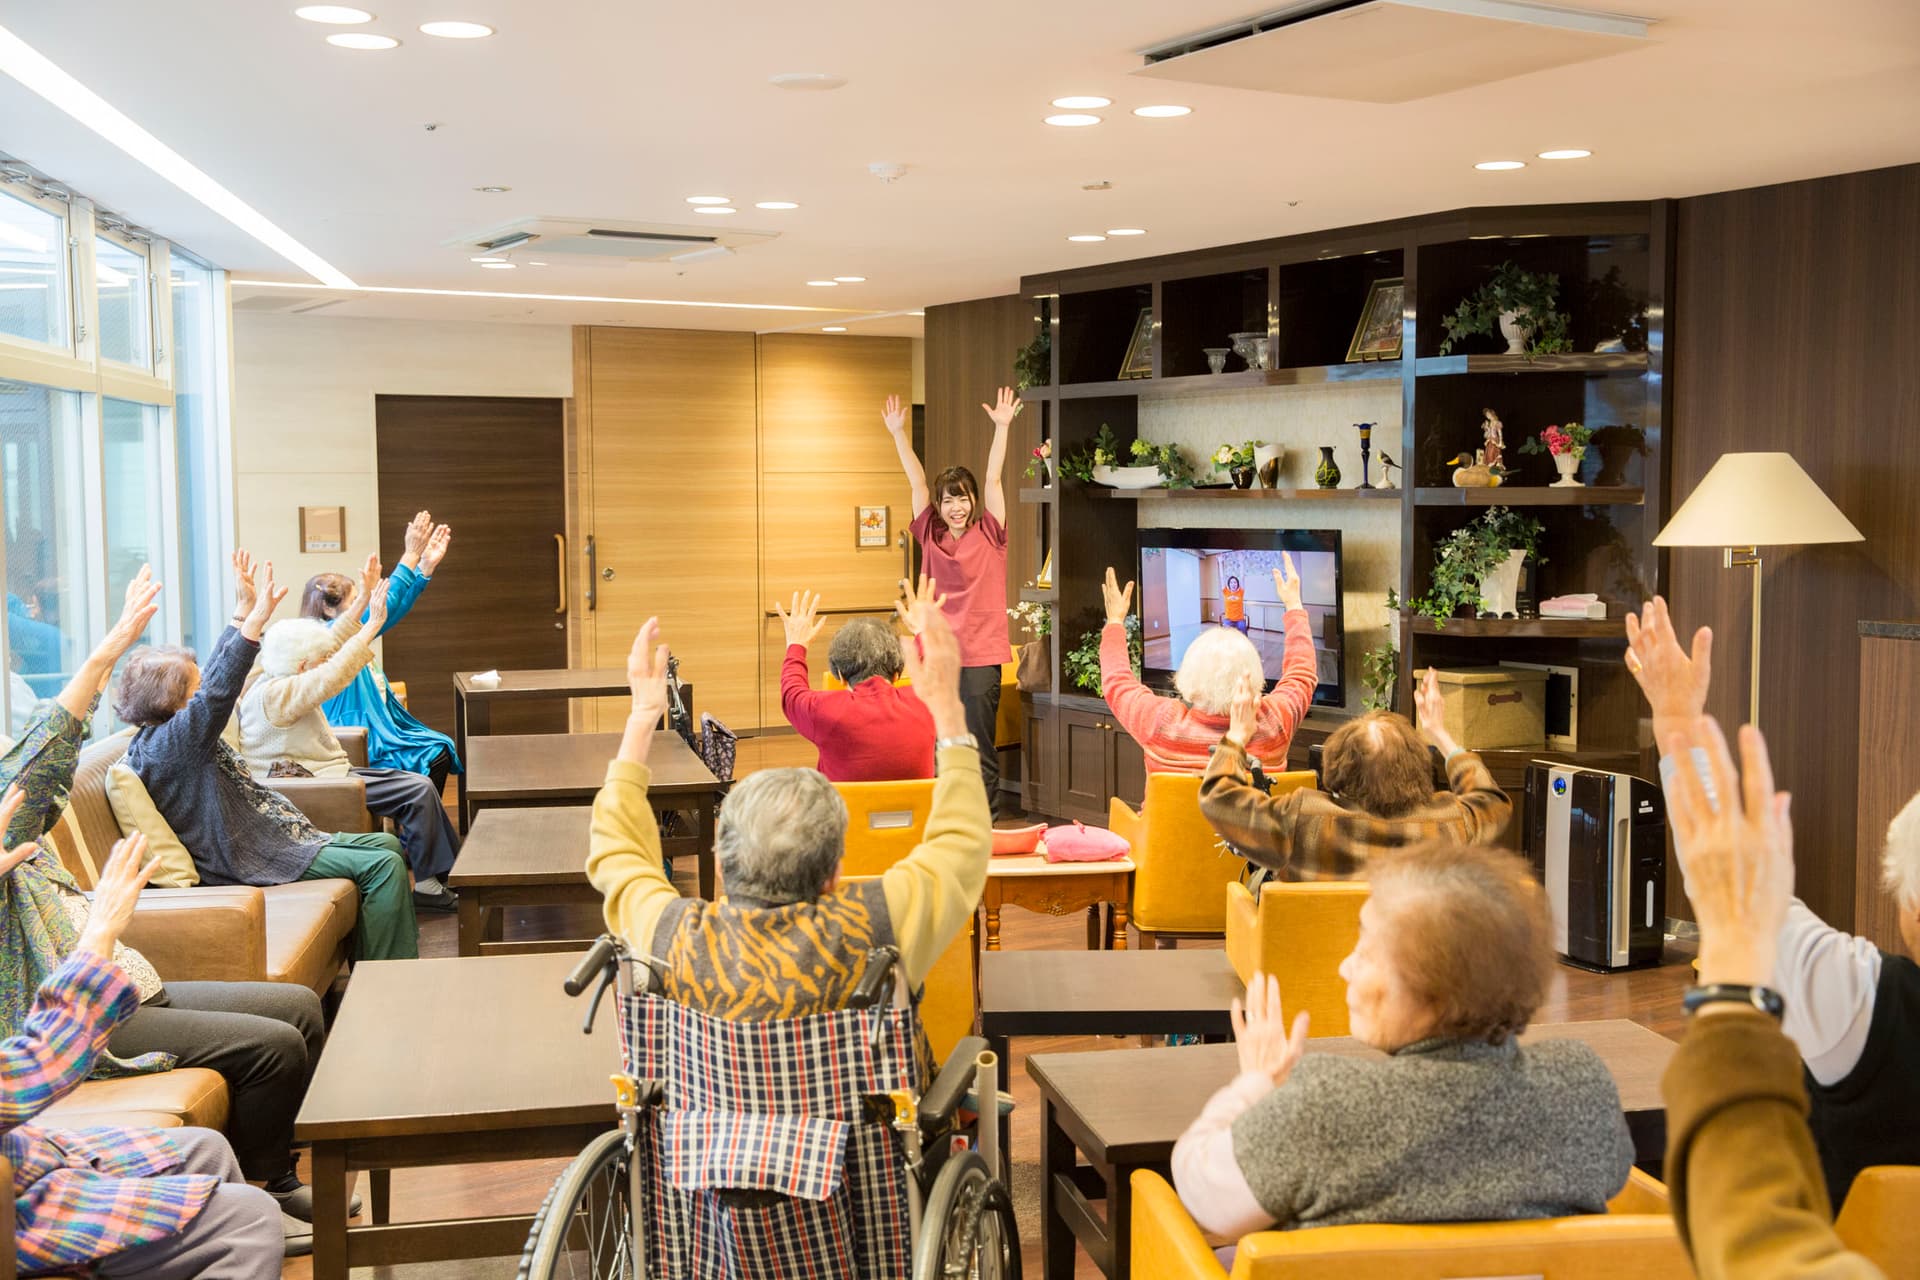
[1361,644,1400,712]
[1437,261,1573,357]
[1063,615,1140,694]
[1406,506,1546,625]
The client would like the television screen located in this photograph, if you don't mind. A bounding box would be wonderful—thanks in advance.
[1138,528,1345,707]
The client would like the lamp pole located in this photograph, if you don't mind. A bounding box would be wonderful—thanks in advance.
[1724,545,1762,727]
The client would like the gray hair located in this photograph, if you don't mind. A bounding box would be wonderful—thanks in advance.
[258,619,336,678]
[827,618,903,686]
[1172,626,1266,715]
[112,645,198,726]
[715,768,849,904]
[1883,790,1920,908]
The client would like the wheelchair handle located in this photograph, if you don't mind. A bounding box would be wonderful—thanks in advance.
[565,936,620,998]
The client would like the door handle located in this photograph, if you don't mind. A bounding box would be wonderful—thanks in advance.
[585,535,597,611]
[553,534,567,615]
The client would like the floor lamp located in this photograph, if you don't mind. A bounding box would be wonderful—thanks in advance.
[1653,452,1862,726]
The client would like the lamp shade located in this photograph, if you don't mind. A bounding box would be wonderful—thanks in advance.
[1654,452,1863,548]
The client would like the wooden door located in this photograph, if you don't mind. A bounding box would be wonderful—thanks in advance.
[1058,708,1114,824]
[374,395,567,738]
[1023,696,1056,816]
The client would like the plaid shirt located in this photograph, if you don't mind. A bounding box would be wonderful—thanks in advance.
[1199,741,1512,881]
[5,953,215,1274]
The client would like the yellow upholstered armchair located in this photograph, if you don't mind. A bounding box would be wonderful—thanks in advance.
[1132,1168,1688,1279]
[834,778,938,878]
[1224,880,1368,1037]
[1111,771,1315,949]
[1836,1165,1920,1274]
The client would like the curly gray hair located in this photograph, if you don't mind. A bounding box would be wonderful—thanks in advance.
[827,618,903,686]
[1883,790,1920,909]
[1172,626,1266,715]
[715,768,849,904]
[258,619,337,678]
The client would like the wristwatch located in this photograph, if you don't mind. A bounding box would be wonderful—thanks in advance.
[1682,983,1785,1019]
[935,734,979,752]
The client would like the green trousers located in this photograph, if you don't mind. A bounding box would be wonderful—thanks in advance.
[299,832,419,961]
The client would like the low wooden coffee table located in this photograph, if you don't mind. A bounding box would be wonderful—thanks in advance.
[463,731,724,896]
[294,952,620,1280]
[980,854,1134,951]
[448,807,603,957]
[1027,1019,1677,1280]
[978,949,1239,1064]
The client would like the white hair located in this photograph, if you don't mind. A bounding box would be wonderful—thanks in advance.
[1883,790,1920,908]
[716,768,848,904]
[258,619,337,678]
[1172,626,1266,715]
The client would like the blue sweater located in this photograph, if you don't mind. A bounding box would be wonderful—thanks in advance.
[319,563,462,776]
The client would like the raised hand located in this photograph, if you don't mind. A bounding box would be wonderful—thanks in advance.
[98,565,162,662]
[1232,971,1311,1088]
[882,394,908,437]
[1227,673,1259,747]
[364,578,392,634]
[981,386,1020,430]
[775,590,826,648]
[626,617,670,727]
[1665,717,1793,989]
[894,574,949,636]
[420,524,452,575]
[74,831,159,960]
[355,552,382,611]
[0,787,44,878]
[1102,567,1135,626]
[403,511,433,559]
[901,608,966,738]
[1272,552,1303,612]
[231,549,259,618]
[241,561,289,640]
[1414,667,1458,756]
[1625,596,1713,746]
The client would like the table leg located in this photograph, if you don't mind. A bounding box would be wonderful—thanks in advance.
[370,1168,391,1225]
[1109,1161,1135,1280]
[984,903,1002,952]
[696,795,717,900]
[457,892,483,958]
[310,1142,349,1280]
[1040,1096,1078,1280]
[1084,904,1101,951]
[1110,900,1130,951]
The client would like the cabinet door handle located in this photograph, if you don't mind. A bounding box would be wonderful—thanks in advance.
[553,534,567,615]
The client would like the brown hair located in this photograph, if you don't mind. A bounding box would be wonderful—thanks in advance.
[113,645,199,726]
[1369,841,1554,1043]
[301,573,355,621]
[1321,711,1434,818]
[929,465,980,530]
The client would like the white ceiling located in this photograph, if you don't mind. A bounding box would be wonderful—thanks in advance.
[2,0,1917,336]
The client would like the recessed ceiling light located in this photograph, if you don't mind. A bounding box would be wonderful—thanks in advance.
[295,5,373,22]
[1474,159,1526,170]
[474,185,509,193]
[419,20,494,38]
[907,311,925,317]
[1044,114,1102,128]
[833,276,865,283]
[326,31,399,48]
[685,195,730,205]
[770,72,847,91]
[526,260,548,267]
[754,201,799,210]
[1537,148,1592,160]
[1067,234,1106,243]
[1106,228,1146,236]
[469,255,505,263]
[693,206,736,215]
[1133,104,1191,118]
[478,261,515,269]
[806,280,838,286]
[1051,95,1111,109]
[822,326,847,332]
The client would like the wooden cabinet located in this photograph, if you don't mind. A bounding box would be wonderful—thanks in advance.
[1022,694,1055,816]
[1023,693,1146,823]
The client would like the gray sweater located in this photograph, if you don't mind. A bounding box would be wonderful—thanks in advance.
[1231,1035,1633,1230]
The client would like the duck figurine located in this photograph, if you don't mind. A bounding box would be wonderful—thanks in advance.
[1447,449,1508,488]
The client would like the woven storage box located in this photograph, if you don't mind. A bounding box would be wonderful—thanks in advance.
[1429,666,1548,750]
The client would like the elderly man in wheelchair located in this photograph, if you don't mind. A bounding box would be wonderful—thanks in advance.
[520,594,1018,1279]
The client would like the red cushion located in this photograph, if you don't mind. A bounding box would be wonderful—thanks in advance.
[1043,822,1130,863]
[991,823,1048,855]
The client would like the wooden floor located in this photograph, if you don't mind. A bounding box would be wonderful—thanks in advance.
[278,732,1697,1278]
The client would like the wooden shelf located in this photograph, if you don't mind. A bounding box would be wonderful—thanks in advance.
[1085,485,1401,501]
[1019,587,1058,603]
[1414,486,1644,507]
[1057,378,1153,399]
[1018,487,1057,503]
[1414,352,1649,377]
[1408,616,1626,639]
[1046,362,1401,401]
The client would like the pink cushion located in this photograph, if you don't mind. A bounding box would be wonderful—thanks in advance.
[991,823,1048,855]
[1043,822,1130,863]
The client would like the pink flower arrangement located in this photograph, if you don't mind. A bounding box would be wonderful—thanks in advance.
[1539,422,1593,458]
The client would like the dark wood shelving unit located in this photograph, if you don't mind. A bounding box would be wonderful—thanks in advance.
[1057,378,1153,399]
[1414,352,1650,377]
[1413,486,1644,507]
[1017,487,1057,503]
[1407,616,1627,639]
[1018,587,1057,603]
[1084,485,1401,502]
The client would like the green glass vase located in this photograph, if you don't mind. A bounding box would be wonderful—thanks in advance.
[1314,446,1341,490]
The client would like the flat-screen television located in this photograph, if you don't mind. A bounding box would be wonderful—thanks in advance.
[1138,528,1346,708]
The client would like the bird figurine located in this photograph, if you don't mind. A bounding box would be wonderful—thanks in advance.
[1447,449,1507,488]
[1378,452,1401,490]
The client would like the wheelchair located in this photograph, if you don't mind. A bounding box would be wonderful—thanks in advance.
[519,935,1021,1279]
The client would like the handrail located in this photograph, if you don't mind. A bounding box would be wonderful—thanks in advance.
[553,534,567,615]
[762,604,899,619]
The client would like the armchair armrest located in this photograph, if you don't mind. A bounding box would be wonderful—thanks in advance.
[1607,1167,1670,1215]
[1130,1170,1229,1280]
[116,886,268,984]
[1224,881,1258,985]
[335,725,369,769]
[266,775,370,834]
[1107,797,1144,853]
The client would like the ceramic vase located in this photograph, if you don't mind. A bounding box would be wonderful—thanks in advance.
[1204,347,1230,375]
[1498,309,1531,355]
[1477,550,1527,617]
[1230,465,1254,489]
[1551,451,1584,487]
[1253,443,1284,489]
[1314,446,1341,490]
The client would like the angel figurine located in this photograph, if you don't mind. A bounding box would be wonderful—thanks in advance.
[1481,408,1505,471]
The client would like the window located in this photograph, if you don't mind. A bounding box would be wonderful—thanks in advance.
[0,189,68,350]
[171,256,228,654]
[1,381,88,736]
[95,234,150,367]
[102,398,167,646]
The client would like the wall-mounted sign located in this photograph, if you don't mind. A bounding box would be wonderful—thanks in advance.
[856,505,889,548]
[300,506,345,554]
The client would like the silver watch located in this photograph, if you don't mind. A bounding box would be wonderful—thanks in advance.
[936,734,979,752]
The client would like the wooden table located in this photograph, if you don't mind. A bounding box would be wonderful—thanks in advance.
[293,953,619,1280]
[1027,1019,1677,1280]
[463,732,724,897]
[452,668,691,783]
[978,949,1239,1064]
[448,807,602,957]
[981,854,1134,952]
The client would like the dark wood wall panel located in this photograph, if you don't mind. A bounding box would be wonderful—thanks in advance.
[1670,163,1920,930]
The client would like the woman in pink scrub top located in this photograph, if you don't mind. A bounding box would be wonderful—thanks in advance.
[883,388,1016,815]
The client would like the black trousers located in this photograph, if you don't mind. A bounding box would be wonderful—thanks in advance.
[353,766,462,880]
[958,665,1004,815]
[106,981,325,1183]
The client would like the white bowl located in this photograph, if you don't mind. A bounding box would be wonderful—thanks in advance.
[1092,464,1164,489]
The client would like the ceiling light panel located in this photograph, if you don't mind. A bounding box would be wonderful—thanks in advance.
[754,201,799,210]
[1107,228,1146,236]
[1474,159,1525,170]
[685,195,730,204]
[1051,95,1111,109]
[833,276,865,283]
[294,6,373,23]
[326,32,399,48]
[1044,113,1101,127]
[693,206,735,215]
[1538,148,1592,159]
[1133,104,1191,117]
[1067,234,1106,242]
[418,20,494,37]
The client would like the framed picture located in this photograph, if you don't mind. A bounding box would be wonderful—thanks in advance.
[1500,660,1579,750]
[1117,307,1154,380]
[1345,277,1405,362]
[855,505,889,548]
[299,506,345,554]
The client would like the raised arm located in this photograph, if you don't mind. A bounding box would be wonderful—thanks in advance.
[1413,668,1511,836]
[1259,555,1317,730]
[1624,596,1713,761]
[396,510,432,573]
[259,583,387,726]
[1198,679,1307,870]
[159,556,285,753]
[56,564,161,724]
[586,617,678,951]
[883,394,931,518]
[1097,568,1164,741]
[776,589,830,736]
[980,386,1018,525]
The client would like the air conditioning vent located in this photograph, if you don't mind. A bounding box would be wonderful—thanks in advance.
[449,216,777,265]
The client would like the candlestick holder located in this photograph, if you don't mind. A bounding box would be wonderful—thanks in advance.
[1355,422,1376,489]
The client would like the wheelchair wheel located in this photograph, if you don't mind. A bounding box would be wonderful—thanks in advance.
[912,1149,1022,1280]
[519,1128,637,1280]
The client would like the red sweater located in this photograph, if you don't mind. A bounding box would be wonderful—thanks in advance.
[781,645,936,782]
[1100,610,1318,774]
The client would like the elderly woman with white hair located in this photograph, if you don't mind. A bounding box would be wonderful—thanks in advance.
[234,556,462,913]
[774,587,934,781]
[1100,556,1318,774]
